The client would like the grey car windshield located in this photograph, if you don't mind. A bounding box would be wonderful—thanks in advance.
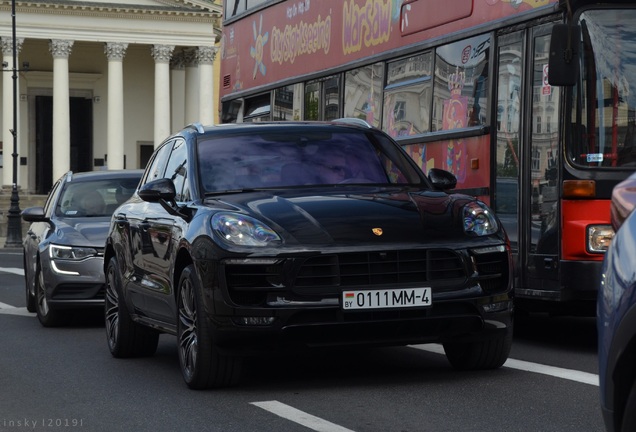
[56,179,138,217]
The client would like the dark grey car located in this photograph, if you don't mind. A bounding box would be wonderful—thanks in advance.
[22,170,143,327]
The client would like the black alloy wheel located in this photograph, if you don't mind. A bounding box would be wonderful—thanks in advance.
[105,256,158,357]
[443,326,513,370]
[177,264,242,389]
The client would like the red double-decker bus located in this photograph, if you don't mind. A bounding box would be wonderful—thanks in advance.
[219,0,636,315]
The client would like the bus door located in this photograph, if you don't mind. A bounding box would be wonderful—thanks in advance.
[494,30,525,292]
[524,23,562,300]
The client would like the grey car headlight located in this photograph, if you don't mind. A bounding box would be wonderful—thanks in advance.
[212,212,281,247]
[49,244,98,260]
[463,201,499,236]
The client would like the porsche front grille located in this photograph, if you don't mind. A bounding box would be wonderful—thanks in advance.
[295,250,466,287]
[225,249,469,306]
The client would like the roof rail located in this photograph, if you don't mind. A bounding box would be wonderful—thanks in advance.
[332,117,373,128]
[186,122,205,134]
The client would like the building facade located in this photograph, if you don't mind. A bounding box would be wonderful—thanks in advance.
[0,0,222,194]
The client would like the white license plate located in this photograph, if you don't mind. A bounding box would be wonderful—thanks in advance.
[342,287,432,310]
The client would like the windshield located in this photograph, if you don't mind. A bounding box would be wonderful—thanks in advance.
[569,8,636,169]
[56,178,138,218]
[196,129,425,193]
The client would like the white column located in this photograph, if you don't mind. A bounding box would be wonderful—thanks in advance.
[50,40,74,182]
[151,44,174,148]
[105,42,128,170]
[170,52,186,132]
[198,46,217,126]
[1,38,24,189]
[183,49,199,126]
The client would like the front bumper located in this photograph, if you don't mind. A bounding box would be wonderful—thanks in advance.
[208,294,513,351]
[194,242,513,351]
[41,254,105,309]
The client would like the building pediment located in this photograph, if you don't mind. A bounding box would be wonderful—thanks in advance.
[0,0,221,46]
[13,0,222,14]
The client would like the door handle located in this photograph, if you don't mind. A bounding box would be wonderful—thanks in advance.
[543,257,555,270]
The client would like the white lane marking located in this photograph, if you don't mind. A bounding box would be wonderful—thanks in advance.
[410,343,599,386]
[251,401,356,432]
[0,267,24,276]
[0,301,34,316]
[0,306,34,316]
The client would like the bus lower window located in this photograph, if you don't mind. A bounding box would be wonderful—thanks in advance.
[432,34,491,132]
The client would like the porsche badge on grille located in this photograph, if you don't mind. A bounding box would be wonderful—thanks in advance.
[372,228,383,236]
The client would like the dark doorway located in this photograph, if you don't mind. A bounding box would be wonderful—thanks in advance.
[140,144,154,169]
[35,96,53,195]
[35,96,93,194]
[71,97,93,174]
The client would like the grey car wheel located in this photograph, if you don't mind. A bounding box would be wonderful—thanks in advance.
[25,257,36,313]
[35,264,64,327]
[177,264,242,389]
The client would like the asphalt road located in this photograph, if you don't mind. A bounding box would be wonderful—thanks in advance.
[0,248,604,432]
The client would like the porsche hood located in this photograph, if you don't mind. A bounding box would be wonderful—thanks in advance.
[208,187,499,246]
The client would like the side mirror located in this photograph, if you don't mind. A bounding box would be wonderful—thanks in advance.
[138,178,176,203]
[428,168,457,191]
[548,24,581,86]
[21,206,48,223]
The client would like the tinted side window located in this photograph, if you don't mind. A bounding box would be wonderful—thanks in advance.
[142,141,173,185]
[163,139,188,201]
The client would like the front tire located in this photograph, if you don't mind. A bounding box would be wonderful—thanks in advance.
[443,328,512,370]
[105,256,159,357]
[177,264,242,389]
[35,264,64,327]
[25,256,36,313]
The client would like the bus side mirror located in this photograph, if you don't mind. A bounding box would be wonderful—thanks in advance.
[548,24,581,86]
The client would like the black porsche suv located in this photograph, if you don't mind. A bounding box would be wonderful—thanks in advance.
[103,120,513,389]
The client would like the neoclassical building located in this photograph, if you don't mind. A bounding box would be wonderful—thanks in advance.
[0,0,222,194]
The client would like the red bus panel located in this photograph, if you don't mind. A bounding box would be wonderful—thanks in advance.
[561,199,611,261]
[220,0,558,99]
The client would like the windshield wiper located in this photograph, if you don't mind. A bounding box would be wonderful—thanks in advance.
[203,188,265,196]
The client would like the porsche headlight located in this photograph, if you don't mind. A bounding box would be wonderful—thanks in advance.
[49,244,98,260]
[212,213,281,247]
[463,201,499,236]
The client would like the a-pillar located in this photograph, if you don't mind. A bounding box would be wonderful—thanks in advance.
[105,42,128,170]
[1,37,24,189]
[49,39,74,182]
[151,44,174,148]
[197,46,217,125]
